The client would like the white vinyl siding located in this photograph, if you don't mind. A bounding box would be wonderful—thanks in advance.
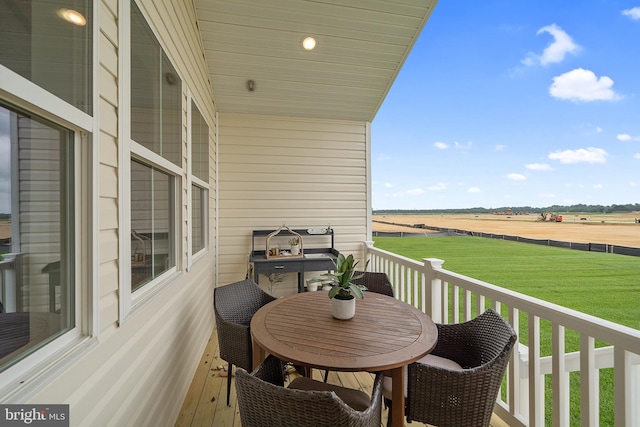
[217,113,369,290]
[11,1,216,426]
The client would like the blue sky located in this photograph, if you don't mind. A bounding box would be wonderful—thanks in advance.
[371,1,640,210]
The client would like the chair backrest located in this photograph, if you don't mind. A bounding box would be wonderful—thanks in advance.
[352,271,394,297]
[213,279,276,370]
[236,355,383,427]
[432,308,516,370]
[213,279,275,326]
[406,309,517,427]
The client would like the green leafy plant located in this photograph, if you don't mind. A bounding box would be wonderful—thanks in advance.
[317,253,369,300]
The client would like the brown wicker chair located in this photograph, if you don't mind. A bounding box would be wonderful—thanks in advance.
[384,308,517,427]
[353,270,394,297]
[213,278,276,405]
[236,354,384,427]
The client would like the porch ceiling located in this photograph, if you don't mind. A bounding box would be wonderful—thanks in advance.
[194,0,438,121]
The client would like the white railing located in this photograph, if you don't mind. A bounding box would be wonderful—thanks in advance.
[0,253,23,312]
[364,242,640,427]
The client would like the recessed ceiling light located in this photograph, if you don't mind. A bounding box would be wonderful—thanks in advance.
[57,8,87,26]
[302,36,317,51]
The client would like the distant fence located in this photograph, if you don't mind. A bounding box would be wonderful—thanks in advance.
[372,221,640,257]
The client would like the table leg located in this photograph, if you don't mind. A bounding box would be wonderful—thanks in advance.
[391,366,405,427]
[252,339,265,370]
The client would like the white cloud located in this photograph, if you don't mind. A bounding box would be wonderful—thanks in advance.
[384,182,393,188]
[507,173,526,180]
[549,68,621,102]
[631,181,638,187]
[525,163,553,171]
[388,188,424,197]
[617,133,640,141]
[622,7,640,20]
[593,183,603,189]
[406,188,424,195]
[634,153,640,160]
[454,141,472,150]
[495,144,506,151]
[548,147,608,164]
[434,141,448,149]
[377,153,391,161]
[467,187,481,193]
[428,183,447,191]
[522,23,580,66]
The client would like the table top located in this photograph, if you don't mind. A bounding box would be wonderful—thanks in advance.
[251,291,438,372]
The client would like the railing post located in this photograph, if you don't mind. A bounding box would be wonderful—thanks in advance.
[363,241,374,267]
[422,258,444,323]
[1,253,19,312]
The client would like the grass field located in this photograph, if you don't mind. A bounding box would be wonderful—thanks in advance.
[373,235,639,426]
[373,235,639,329]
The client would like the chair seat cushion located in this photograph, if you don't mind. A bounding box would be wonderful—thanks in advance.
[382,354,463,399]
[288,376,371,412]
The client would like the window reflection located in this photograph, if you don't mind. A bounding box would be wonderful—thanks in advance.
[0,1,93,114]
[130,160,174,290]
[0,102,74,372]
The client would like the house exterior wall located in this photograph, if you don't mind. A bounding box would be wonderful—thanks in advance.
[6,1,217,425]
[2,0,372,424]
[217,113,370,295]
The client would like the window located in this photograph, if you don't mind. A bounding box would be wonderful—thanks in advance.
[0,0,91,378]
[0,102,75,372]
[0,1,93,114]
[190,101,208,256]
[129,1,181,292]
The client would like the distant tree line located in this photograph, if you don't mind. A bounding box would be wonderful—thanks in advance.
[373,203,640,215]
[0,214,10,220]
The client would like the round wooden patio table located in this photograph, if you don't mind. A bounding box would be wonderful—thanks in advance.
[251,291,438,427]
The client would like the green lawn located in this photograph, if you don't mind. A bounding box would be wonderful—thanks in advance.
[373,235,639,329]
[373,235,640,426]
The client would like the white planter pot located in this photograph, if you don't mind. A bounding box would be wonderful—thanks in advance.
[331,296,355,320]
[291,245,300,256]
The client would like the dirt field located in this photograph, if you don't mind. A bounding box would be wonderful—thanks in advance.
[373,212,640,247]
[2,216,639,248]
[0,221,9,240]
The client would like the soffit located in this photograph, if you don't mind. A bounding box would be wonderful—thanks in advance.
[194,0,438,121]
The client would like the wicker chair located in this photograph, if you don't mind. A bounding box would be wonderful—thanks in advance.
[353,271,394,297]
[384,308,517,427]
[236,354,384,427]
[213,279,276,405]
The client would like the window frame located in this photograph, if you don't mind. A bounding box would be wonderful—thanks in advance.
[187,97,210,269]
[0,63,97,400]
[119,0,184,319]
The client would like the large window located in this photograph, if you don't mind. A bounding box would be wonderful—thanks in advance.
[129,1,181,291]
[0,1,93,114]
[0,102,75,372]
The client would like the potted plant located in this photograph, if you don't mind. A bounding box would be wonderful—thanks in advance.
[288,236,301,255]
[315,253,368,320]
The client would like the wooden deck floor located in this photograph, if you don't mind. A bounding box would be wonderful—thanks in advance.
[174,325,506,427]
